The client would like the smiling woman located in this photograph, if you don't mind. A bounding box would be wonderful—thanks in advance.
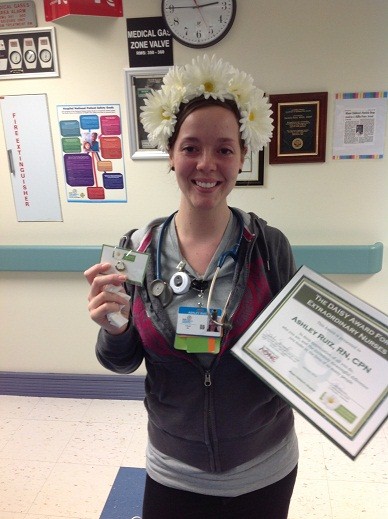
[85,54,299,519]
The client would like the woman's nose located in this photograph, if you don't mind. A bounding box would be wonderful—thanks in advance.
[197,150,216,171]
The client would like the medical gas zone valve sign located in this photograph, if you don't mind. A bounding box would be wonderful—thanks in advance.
[44,0,123,21]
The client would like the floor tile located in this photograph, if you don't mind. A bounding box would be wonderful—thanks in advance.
[0,513,27,519]
[122,424,148,468]
[0,419,22,450]
[26,516,86,519]
[58,421,136,466]
[28,462,119,519]
[81,398,146,424]
[289,478,332,519]
[0,396,40,419]
[297,433,328,480]
[328,480,388,519]
[0,419,79,462]
[27,397,92,422]
[323,436,387,482]
[0,458,54,514]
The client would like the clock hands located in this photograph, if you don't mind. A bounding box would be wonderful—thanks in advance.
[193,1,219,7]
[193,0,209,28]
[172,2,219,9]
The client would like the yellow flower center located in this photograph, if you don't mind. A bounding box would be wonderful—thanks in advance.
[204,81,215,92]
[248,111,255,122]
[161,109,171,121]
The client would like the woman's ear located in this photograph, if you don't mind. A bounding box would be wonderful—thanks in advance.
[240,146,248,169]
[169,152,175,171]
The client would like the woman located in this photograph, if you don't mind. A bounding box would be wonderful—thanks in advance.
[85,55,298,519]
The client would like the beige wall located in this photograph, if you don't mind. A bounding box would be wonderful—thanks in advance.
[0,0,387,374]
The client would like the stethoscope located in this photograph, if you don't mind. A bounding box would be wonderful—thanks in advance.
[149,208,244,328]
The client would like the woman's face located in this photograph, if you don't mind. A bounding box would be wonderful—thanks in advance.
[169,105,246,212]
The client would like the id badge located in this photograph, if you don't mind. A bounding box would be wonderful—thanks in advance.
[100,245,149,286]
[174,306,222,354]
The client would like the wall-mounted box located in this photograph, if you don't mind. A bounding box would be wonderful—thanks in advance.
[44,0,123,22]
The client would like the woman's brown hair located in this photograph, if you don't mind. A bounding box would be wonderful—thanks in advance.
[168,96,246,152]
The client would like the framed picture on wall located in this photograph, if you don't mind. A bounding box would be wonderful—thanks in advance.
[124,66,169,160]
[269,92,328,164]
[0,27,59,80]
[236,149,264,186]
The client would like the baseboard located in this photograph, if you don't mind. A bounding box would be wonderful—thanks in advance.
[0,371,145,400]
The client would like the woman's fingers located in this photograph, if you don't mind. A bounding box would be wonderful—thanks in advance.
[84,262,130,334]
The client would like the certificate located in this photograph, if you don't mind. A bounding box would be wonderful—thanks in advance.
[232,266,388,459]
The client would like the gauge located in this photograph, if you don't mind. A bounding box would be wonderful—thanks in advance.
[10,51,22,64]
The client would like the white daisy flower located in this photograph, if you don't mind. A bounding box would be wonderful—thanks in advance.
[163,66,191,105]
[228,68,256,107]
[184,55,231,101]
[240,92,274,151]
[140,88,177,151]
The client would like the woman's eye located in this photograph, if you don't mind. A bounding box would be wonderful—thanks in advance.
[183,146,197,153]
[220,147,233,155]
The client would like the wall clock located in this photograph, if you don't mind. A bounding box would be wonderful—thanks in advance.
[162,0,237,48]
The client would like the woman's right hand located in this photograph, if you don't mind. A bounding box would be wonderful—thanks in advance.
[84,262,131,335]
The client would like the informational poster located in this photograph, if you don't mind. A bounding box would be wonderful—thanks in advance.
[332,92,388,159]
[232,266,387,459]
[57,104,127,203]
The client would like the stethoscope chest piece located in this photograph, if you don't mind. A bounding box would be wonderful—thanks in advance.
[150,279,173,307]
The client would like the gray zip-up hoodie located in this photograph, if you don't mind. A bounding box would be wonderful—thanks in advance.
[95,209,296,473]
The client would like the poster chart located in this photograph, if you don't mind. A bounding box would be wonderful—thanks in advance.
[232,266,387,459]
[57,104,127,202]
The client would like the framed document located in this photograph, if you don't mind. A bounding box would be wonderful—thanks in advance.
[236,149,264,186]
[232,265,387,459]
[269,92,327,164]
[124,67,169,160]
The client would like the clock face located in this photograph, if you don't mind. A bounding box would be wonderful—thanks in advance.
[162,0,236,48]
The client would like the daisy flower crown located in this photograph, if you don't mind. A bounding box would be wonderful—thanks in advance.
[140,55,273,153]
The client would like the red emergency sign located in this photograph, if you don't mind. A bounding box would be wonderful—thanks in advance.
[44,0,123,21]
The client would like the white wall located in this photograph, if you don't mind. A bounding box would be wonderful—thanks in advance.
[0,0,387,374]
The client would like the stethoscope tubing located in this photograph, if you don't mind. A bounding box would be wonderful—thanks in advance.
[154,208,244,326]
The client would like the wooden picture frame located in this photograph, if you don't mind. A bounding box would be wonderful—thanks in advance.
[269,92,328,164]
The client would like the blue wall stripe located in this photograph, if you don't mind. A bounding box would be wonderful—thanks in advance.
[0,372,146,400]
[0,242,384,274]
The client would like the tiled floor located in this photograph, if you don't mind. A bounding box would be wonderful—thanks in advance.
[0,395,386,519]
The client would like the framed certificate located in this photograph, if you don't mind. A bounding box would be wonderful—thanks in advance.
[269,92,327,164]
[232,265,387,459]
